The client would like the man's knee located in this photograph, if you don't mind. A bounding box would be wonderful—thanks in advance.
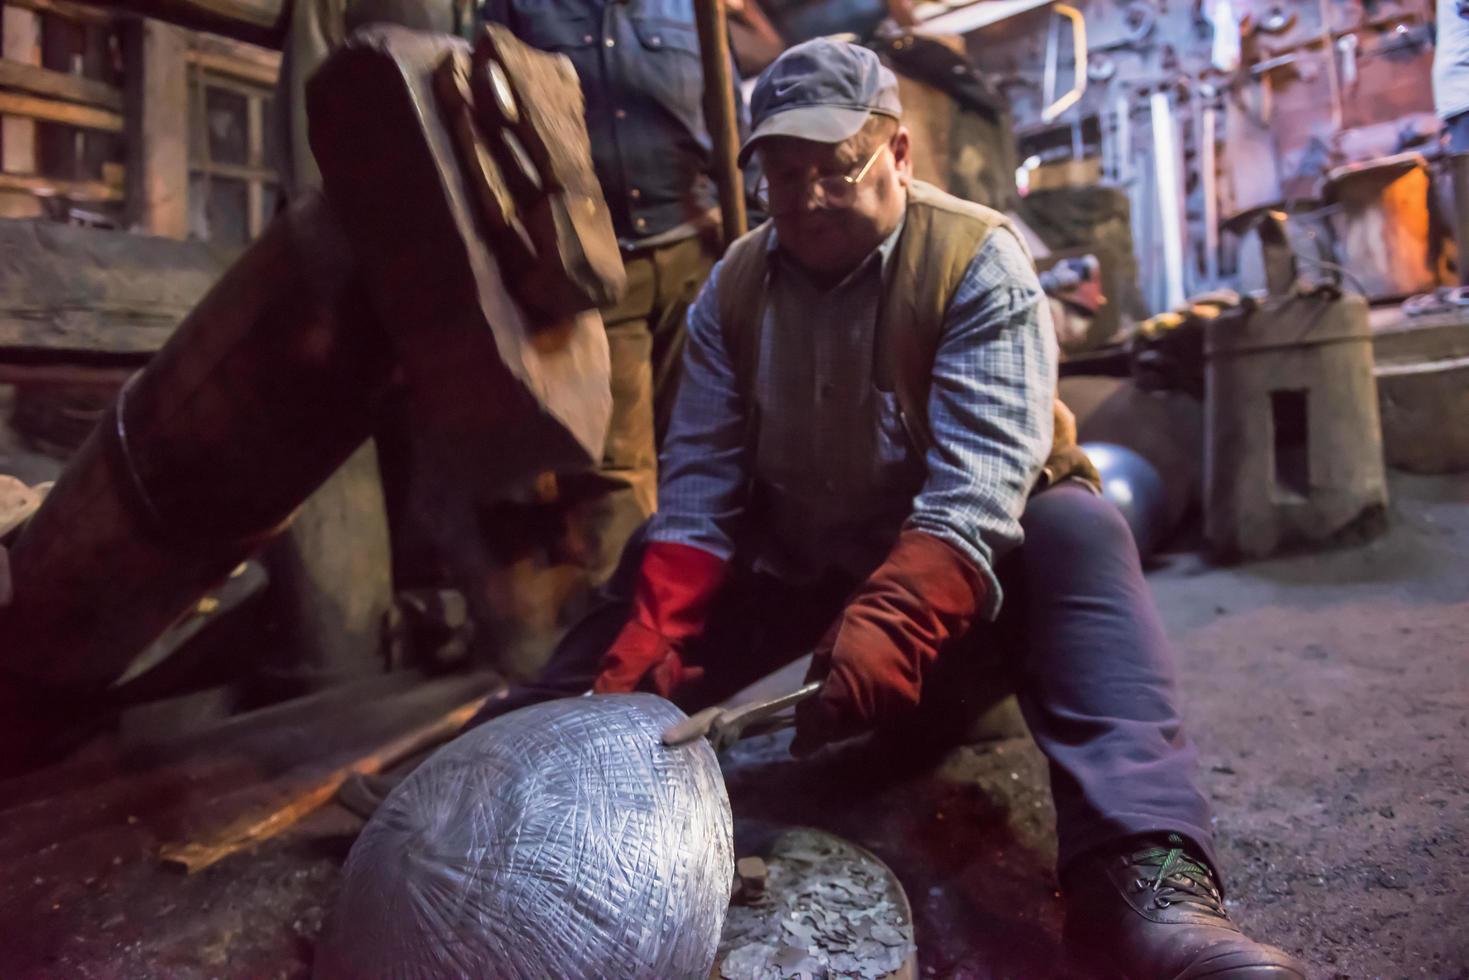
[1021,482,1139,565]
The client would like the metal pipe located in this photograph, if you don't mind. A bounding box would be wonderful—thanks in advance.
[692,0,748,248]
[1151,90,1186,311]
[1201,96,1220,288]
[1041,3,1088,123]
[1115,92,1131,184]
[1316,0,1344,129]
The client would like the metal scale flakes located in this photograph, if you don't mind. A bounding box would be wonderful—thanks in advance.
[718,828,915,980]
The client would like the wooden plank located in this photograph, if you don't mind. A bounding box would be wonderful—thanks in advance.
[123,19,190,239]
[158,693,494,873]
[188,31,280,85]
[0,362,138,387]
[0,90,123,132]
[0,308,185,355]
[0,219,227,356]
[69,0,287,48]
[194,159,275,182]
[187,48,279,87]
[7,0,114,23]
[0,672,428,811]
[2,6,42,175]
[0,59,124,111]
[0,169,122,201]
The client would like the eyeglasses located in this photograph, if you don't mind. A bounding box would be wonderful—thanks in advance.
[755,142,887,216]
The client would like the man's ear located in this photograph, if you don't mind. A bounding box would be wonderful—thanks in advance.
[891,126,913,184]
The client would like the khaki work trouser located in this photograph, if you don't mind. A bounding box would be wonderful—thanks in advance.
[564,234,718,567]
[478,233,717,678]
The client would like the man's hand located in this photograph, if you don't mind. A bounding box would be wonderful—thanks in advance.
[791,529,987,755]
[593,541,727,700]
[595,619,707,699]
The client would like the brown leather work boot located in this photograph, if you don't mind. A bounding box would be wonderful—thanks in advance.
[1063,834,1309,980]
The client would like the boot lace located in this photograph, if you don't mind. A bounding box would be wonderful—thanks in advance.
[1126,834,1228,918]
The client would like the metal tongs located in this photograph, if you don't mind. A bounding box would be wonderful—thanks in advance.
[661,682,822,754]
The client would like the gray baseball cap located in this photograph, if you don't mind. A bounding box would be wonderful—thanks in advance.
[739,38,902,167]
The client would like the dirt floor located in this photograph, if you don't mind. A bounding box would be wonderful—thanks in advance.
[2,464,1466,979]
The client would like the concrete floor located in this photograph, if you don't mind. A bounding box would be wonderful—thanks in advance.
[1150,470,1469,979]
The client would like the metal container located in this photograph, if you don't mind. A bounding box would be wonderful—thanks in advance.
[1204,291,1388,560]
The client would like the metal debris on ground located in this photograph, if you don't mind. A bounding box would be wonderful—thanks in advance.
[719,828,914,980]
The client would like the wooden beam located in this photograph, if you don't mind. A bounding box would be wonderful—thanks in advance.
[0,219,227,357]
[0,170,122,201]
[0,90,123,132]
[123,19,190,239]
[0,59,124,112]
[188,31,280,86]
[187,48,279,87]
[194,159,274,182]
[0,363,139,387]
[6,0,114,23]
[2,6,42,175]
[158,693,493,873]
[69,0,287,48]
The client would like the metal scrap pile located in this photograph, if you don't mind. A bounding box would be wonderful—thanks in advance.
[719,829,915,980]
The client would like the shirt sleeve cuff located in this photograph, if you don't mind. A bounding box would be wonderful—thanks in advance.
[902,517,1005,621]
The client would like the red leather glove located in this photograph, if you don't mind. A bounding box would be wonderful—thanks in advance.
[791,529,987,755]
[594,541,728,699]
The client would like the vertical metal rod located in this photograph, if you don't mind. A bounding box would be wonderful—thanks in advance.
[1201,99,1220,288]
[1042,9,1060,113]
[1451,153,1469,287]
[1151,90,1186,311]
[1116,93,1131,184]
[692,0,748,248]
[1317,0,1344,130]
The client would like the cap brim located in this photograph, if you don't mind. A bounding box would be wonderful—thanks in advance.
[738,105,875,167]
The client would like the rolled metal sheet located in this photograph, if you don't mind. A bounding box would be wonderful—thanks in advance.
[318,694,734,979]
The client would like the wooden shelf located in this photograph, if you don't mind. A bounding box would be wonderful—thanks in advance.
[0,90,123,132]
[0,171,123,201]
[0,61,123,112]
[5,0,114,23]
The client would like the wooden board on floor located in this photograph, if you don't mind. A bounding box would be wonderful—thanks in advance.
[0,218,229,357]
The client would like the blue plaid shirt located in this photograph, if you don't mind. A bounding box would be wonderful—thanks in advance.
[646,218,1056,618]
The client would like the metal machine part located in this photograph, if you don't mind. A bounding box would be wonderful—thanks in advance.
[1041,3,1088,123]
[319,694,735,980]
[0,26,619,773]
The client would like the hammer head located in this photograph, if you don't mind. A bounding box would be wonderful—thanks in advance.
[307,25,621,494]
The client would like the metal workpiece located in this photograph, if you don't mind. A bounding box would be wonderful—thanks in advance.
[319,694,735,980]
